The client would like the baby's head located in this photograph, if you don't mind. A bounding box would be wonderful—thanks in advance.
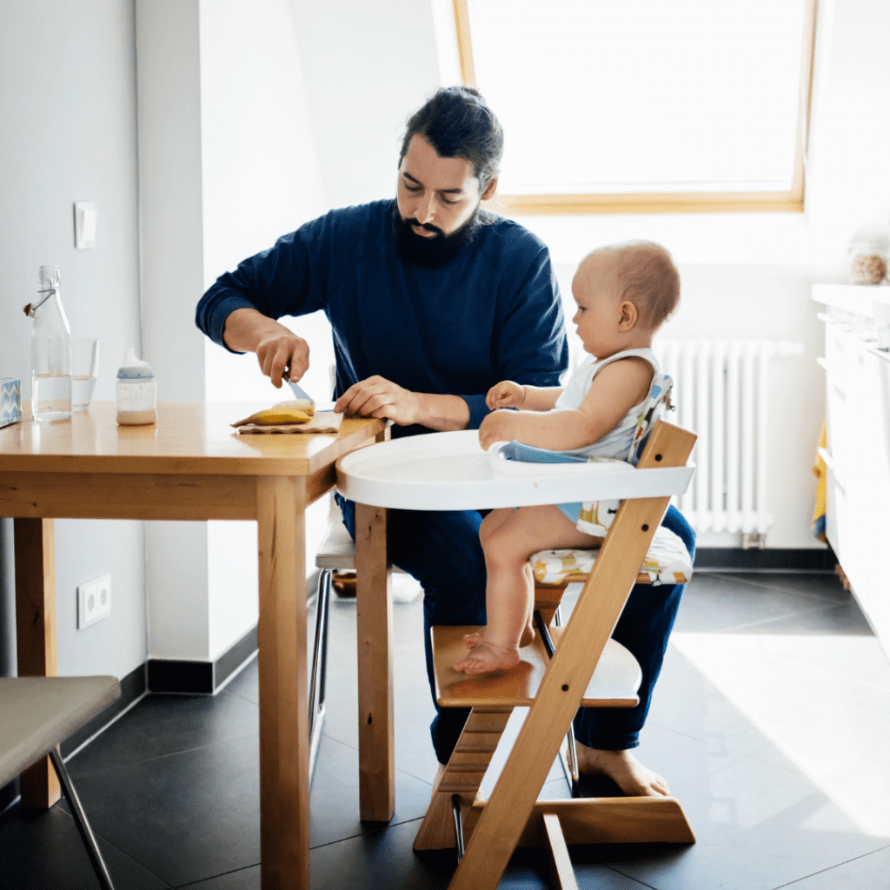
[572,240,680,357]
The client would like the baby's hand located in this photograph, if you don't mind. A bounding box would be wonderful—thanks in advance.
[486,380,525,410]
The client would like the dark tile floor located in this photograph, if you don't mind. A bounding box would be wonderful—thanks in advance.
[3,570,890,889]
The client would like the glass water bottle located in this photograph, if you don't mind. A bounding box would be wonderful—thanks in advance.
[24,265,72,422]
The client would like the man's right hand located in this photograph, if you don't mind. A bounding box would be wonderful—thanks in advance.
[222,308,310,389]
[256,330,310,388]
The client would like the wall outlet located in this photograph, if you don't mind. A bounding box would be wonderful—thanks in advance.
[77,574,112,629]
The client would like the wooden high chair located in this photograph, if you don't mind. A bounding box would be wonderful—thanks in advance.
[413,421,697,890]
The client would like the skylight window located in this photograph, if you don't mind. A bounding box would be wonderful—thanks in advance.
[454,0,818,213]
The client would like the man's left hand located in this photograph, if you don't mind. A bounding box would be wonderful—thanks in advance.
[334,375,421,425]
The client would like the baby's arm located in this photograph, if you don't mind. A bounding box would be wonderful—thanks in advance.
[479,358,652,451]
[486,380,563,412]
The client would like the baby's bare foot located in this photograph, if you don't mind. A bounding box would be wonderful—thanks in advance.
[464,631,484,650]
[576,744,671,797]
[465,620,535,651]
[453,641,520,674]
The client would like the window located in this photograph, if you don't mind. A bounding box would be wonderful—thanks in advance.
[453,0,819,214]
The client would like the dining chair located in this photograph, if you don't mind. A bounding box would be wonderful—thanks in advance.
[0,675,121,889]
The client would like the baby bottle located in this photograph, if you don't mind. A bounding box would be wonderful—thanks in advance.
[116,348,157,425]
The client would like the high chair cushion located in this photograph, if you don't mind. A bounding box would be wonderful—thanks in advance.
[530,525,693,587]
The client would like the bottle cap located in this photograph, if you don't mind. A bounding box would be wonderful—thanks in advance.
[117,348,155,379]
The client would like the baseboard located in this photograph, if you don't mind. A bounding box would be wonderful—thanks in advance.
[147,624,258,695]
[59,663,147,758]
[214,625,258,689]
[695,547,835,572]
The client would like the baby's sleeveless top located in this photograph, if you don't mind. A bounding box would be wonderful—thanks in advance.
[553,347,659,460]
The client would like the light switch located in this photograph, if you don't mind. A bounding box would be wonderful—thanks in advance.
[74,201,97,249]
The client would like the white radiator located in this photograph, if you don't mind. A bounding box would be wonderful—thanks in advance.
[658,339,803,544]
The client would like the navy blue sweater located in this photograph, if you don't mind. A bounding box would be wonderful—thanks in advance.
[196,199,568,436]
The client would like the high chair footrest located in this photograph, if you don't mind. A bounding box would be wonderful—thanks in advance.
[465,797,696,846]
[431,625,641,708]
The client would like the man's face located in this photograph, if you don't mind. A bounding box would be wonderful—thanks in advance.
[396,134,493,237]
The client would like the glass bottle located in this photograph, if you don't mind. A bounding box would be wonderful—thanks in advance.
[847,223,889,285]
[23,265,72,422]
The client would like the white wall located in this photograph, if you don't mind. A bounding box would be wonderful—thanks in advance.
[136,0,353,663]
[290,0,444,209]
[0,0,146,679]
[199,0,330,659]
[136,0,211,662]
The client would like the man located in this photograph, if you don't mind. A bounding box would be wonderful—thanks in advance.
[196,86,693,797]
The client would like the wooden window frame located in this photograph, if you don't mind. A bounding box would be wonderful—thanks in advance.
[453,0,819,215]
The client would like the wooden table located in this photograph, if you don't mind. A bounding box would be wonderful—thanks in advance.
[0,401,386,890]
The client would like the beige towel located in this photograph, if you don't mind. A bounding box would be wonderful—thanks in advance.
[235,411,343,435]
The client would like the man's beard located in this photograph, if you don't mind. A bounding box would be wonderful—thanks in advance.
[393,204,484,268]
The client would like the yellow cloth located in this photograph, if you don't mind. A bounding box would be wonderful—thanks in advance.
[530,526,693,587]
[811,418,827,542]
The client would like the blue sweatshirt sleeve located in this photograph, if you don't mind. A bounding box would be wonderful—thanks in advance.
[196,220,329,352]
[462,244,567,429]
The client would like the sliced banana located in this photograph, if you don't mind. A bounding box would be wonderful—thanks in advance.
[233,399,315,427]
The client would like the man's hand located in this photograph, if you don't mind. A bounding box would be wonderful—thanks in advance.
[334,376,421,425]
[256,330,310,388]
[486,380,525,410]
[478,409,522,450]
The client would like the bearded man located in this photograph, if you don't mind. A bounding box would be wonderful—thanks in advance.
[196,86,694,798]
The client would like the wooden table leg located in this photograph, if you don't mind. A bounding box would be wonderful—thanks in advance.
[14,517,60,808]
[256,477,310,889]
[355,502,395,821]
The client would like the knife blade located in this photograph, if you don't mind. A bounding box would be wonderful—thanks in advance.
[287,379,312,401]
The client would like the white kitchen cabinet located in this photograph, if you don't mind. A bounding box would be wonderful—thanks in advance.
[814,285,890,656]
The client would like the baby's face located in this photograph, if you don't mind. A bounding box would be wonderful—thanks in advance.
[570,253,625,358]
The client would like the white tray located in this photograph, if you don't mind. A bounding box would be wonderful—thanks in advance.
[336,430,694,511]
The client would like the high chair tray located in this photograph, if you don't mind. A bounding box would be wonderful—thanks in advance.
[336,429,693,511]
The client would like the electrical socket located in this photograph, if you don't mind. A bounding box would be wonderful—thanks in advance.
[77,574,112,629]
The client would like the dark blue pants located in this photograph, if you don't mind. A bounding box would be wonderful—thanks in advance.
[337,495,695,764]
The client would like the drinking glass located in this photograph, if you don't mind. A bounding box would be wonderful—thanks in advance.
[71,338,99,410]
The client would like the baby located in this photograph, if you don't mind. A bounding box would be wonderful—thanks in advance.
[454,240,680,674]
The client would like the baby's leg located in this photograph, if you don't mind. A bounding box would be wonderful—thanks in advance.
[466,509,533,651]
[479,508,514,548]
[464,562,536,651]
[455,505,597,675]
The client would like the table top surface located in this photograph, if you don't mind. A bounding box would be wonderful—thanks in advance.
[0,402,386,477]
[336,429,695,511]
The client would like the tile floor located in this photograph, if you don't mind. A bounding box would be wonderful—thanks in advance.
[3,570,890,889]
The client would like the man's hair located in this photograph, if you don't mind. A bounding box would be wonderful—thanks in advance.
[598,241,681,329]
[400,86,504,190]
